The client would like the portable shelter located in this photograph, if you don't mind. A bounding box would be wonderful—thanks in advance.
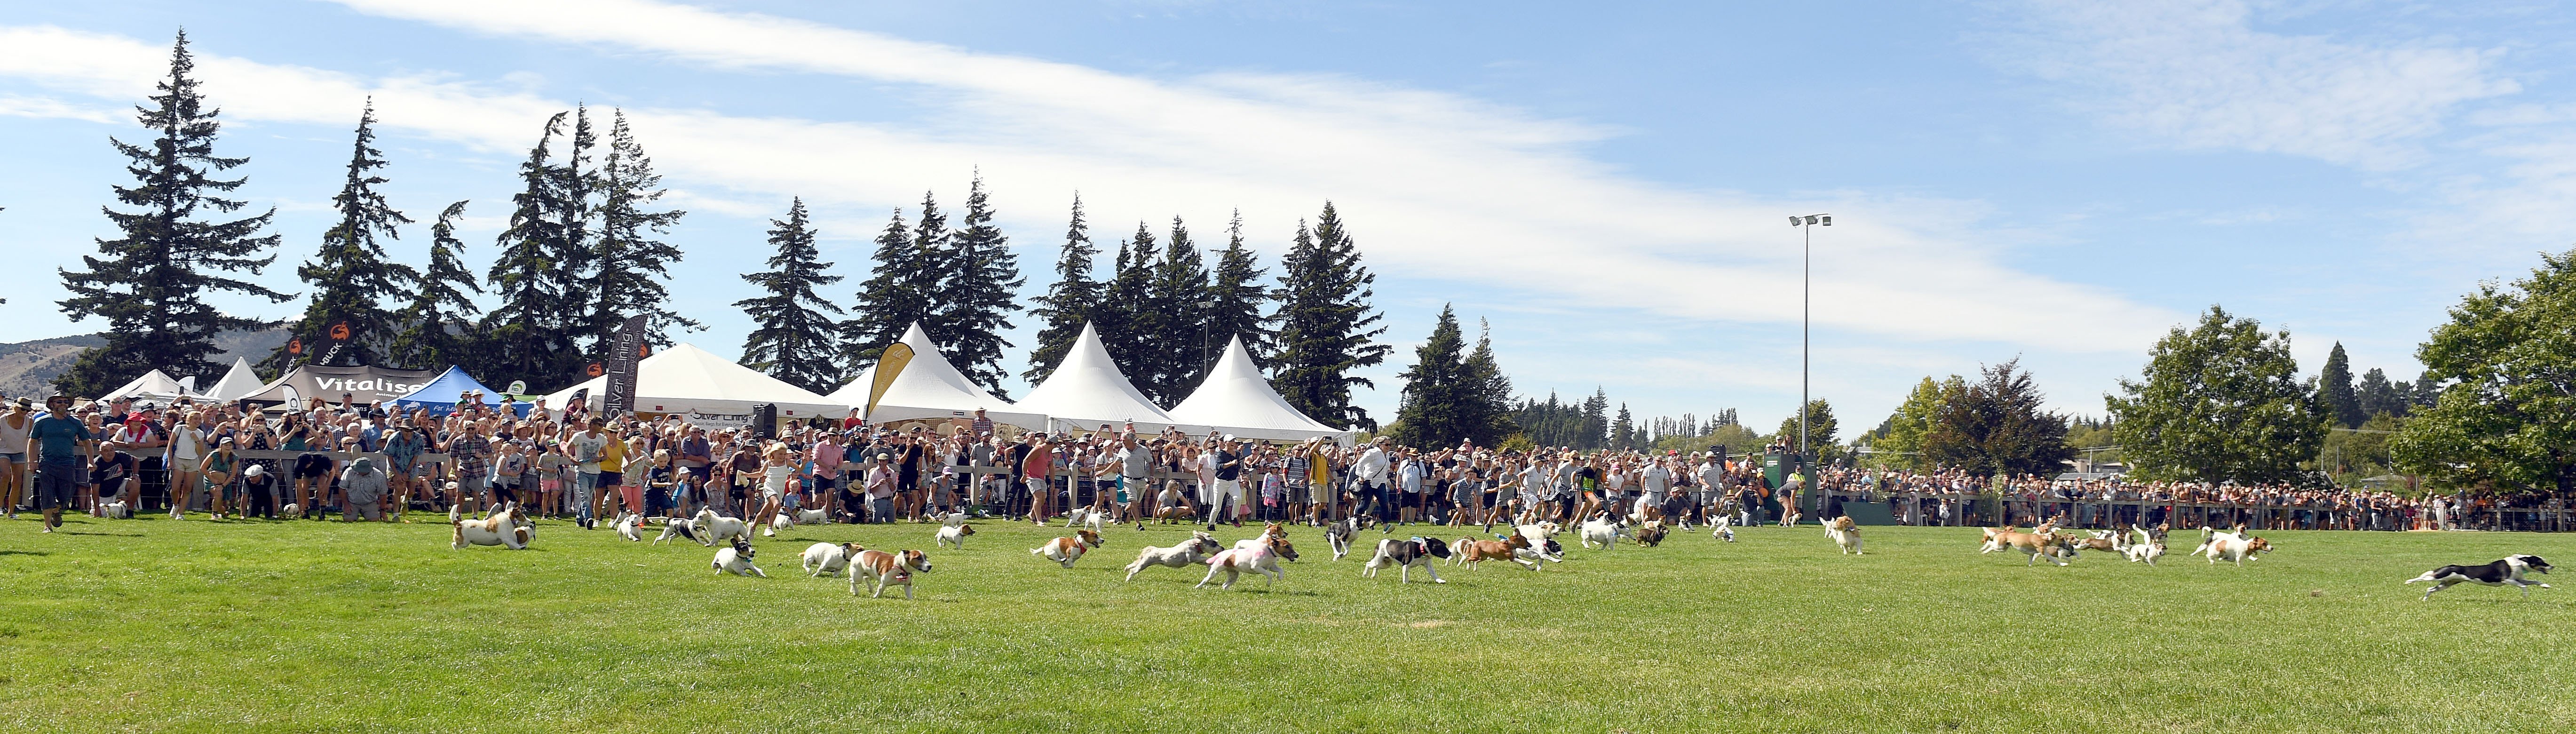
[237,364,442,407]
[202,358,265,401]
[1013,323,1201,436]
[391,366,529,416]
[1168,336,1351,443]
[846,323,1045,431]
[540,342,844,422]
[99,369,198,403]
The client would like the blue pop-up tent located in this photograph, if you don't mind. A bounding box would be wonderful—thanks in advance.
[390,366,530,416]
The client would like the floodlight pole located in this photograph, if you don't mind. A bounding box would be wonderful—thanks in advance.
[1791,214,1830,514]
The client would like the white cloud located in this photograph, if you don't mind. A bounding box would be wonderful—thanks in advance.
[0,92,119,123]
[1991,0,2519,170]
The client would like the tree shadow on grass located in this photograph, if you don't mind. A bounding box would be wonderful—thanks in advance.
[0,550,48,556]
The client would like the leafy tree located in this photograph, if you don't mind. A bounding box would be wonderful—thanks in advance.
[589,109,696,349]
[481,112,586,387]
[389,201,483,371]
[1867,376,1959,470]
[1205,210,1274,360]
[929,174,1024,397]
[840,203,931,367]
[1024,193,1101,384]
[56,31,290,395]
[2320,342,2362,429]
[2107,306,2324,484]
[1773,399,1842,463]
[2392,249,2576,495]
[1268,204,1391,430]
[734,198,845,393]
[1926,359,2072,476]
[273,100,418,371]
[1146,215,1212,403]
[2320,411,2399,483]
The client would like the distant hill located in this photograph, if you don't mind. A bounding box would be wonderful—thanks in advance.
[0,327,290,399]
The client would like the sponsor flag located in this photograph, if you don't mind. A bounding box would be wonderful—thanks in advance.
[865,343,913,418]
[602,314,649,418]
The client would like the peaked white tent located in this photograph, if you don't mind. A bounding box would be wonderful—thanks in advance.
[541,343,843,421]
[1169,336,1350,442]
[1015,323,1201,435]
[100,369,198,403]
[842,323,1045,431]
[203,358,266,401]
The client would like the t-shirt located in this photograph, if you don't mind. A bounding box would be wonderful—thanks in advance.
[599,438,626,473]
[1213,448,1242,482]
[32,416,91,467]
[571,432,609,473]
[1119,446,1152,478]
[1022,444,1054,478]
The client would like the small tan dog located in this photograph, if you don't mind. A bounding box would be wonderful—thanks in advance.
[1823,515,1863,555]
[849,548,931,598]
[451,503,530,550]
[1030,529,1103,568]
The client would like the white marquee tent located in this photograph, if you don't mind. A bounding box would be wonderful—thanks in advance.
[1168,336,1351,443]
[837,323,1044,431]
[202,358,266,401]
[542,343,843,421]
[100,369,198,403]
[1014,323,1202,435]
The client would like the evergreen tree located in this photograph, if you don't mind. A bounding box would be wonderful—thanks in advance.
[930,174,1025,397]
[1268,203,1391,430]
[556,105,599,347]
[2108,305,2325,484]
[1147,215,1212,403]
[2357,367,2404,419]
[481,112,585,386]
[735,198,846,393]
[1458,318,1518,446]
[589,109,696,349]
[1100,222,1161,381]
[1581,388,1609,449]
[840,203,932,366]
[390,201,483,371]
[2321,341,2363,429]
[56,31,289,395]
[272,99,417,371]
[1612,403,1637,449]
[1204,209,1273,360]
[1388,304,1466,447]
[1024,194,1101,384]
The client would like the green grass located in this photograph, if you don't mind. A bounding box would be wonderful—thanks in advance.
[1,511,2572,733]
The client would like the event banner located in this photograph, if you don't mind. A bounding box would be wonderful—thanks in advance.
[312,319,357,367]
[603,314,648,418]
[241,364,439,407]
[683,408,753,429]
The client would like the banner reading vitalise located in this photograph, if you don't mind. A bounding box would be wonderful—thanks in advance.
[238,364,440,407]
[602,314,649,418]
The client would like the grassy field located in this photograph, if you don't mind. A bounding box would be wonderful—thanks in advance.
[1,511,2572,733]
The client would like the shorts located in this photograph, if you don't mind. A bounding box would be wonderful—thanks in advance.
[0,452,23,463]
[597,471,622,487]
[294,456,333,479]
[1308,481,1331,504]
[646,487,673,515]
[456,475,488,496]
[36,464,79,510]
[1119,475,1143,504]
[813,477,837,492]
[170,457,203,472]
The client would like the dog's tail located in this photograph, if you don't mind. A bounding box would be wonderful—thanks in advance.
[448,504,463,525]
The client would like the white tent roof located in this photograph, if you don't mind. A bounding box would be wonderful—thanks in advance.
[203,358,265,401]
[101,369,197,402]
[852,323,1045,431]
[540,342,844,420]
[1015,323,1200,435]
[1169,336,1350,442]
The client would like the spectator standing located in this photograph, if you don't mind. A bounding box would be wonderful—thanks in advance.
[27,395,91,532]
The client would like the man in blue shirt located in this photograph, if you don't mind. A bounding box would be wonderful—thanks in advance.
[27,394,91,533]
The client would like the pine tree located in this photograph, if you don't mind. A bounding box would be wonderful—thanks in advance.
[1100,222,1161,380]
[1460,319,1518,446]
[2320,341,2362,429]
[1612,403,1637,449]
[56,31,289,396]
[1580,388,1609,450]
[271,99,418,371]
[1149,215,1212,403]
[390,201,483,371]
[735,198,846,393]
[1024,193,1101,384]
[481,112,585,387]
[589,109,697,349]
[1268,203,1391,430]
[1204,209,1273,360]
[1388,304,1466,447]
[2357,367,2403,419]
[556,105,600,348]
[929,173,1025,397]
[840,204,930,366]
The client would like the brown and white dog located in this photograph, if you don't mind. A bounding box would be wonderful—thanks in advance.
[935,523,977,548]
[2193,527,2271,566]
[1981,524,2070,566]
[1823,516,1862,555]
[1030,529,1103,568]
[451,503,530,550]
[1125,531,1223,581]
[849,548,932,598]
[1197,541,1285,590]
[1362,537,1450,583]
[1633,519,1670,547]
[1455,534,1538,570]
[802,542,864,576]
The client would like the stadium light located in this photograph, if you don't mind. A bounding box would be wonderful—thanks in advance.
[1790,213,1830,513]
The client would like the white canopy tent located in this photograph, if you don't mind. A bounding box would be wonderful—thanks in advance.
[541,343,844,422]
[203,358,266,401]
[1014,323,1202,436]
[1168,336,1352,443]
[842,323,1045,431]
[100,369,199,403]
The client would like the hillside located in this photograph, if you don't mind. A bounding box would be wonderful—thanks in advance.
[0,327,289,398]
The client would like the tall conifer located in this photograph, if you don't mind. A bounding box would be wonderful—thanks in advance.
[930,174,1024,397]
[1025,194,1101,383]
[840,205,929,365]
[1268,203,1391,430]
[736,198,846,392]
[1205,209,1273,360]
[56,31,289,395]
[590,109,697,348]
[1100,222,1161,380]
[390,201,483,371]
[272,99,417,370]
[481,112,583,385]
[1147,215,1211,403]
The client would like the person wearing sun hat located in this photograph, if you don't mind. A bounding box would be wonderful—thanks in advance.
[28,394,92,533]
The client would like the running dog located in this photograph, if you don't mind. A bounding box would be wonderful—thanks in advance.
[1711,515,1736,543]
[936,511,968,527]
[2192,527,2271,566]
[712,537,765,577]
[1324,514,1377,560]
[613,511,645,542]
[1362,537,1451,583]
[694,507,753,546]
[1578,513,1627,550]
[1065,507,1110,535]
[1031,529,1103,568]
[1981,524,2070,566]
[1823,515,1862,555]
[1125,532,1224,581]
[1633,519,1670,547]
[1197,542,1284,590]
[935,523,977,549]
[2406,555,2552,600]
[850,548,932,599]
[451,503,530,550]
[802,542,863,577]
[1455,534,1538,571]
[2123,525,2165,566]
[101,501,133,519]
[654,516,703,546]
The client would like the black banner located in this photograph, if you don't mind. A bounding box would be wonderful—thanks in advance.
[602,314,648,418]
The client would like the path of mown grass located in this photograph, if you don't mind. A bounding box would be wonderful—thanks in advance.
[0,512,2570,733]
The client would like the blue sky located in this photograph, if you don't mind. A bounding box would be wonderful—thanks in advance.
[2,0,2572,435]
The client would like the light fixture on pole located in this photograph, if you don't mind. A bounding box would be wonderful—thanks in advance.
[1789,213,1830,517]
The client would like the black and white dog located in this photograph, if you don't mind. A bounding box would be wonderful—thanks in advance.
[2406,555,2552,600]
[1361,536,1451,584]
[1324,514,1377,560]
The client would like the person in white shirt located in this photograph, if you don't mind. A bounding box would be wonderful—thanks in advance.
[166,412,208,519]
[1354,437,1391,519]
[1696,456,1728,526]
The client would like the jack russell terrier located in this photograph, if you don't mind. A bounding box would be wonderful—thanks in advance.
[2407,555,2552,600]
[1197,542,1285,590]
[1454,534,1538,571]
[613,511,645,542]
[935,523,977,548]
[1324,514,1379,560]
[1633,519,1670,547]
[1362,537,1451,583]
[654,516,704,546]
[1578,513,1627,550]
[1031,529,1104,568]
[1982,524,2071,566]
[451,503,531,550]
[850,548,932,599]
[693,507,753,547]
[1064,507,1110,535]
[2190,527,2271,566]
[1822,516,1862,555]
[712,537,766,577]
[802,542,864,577]
[1125,532,1224,581]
